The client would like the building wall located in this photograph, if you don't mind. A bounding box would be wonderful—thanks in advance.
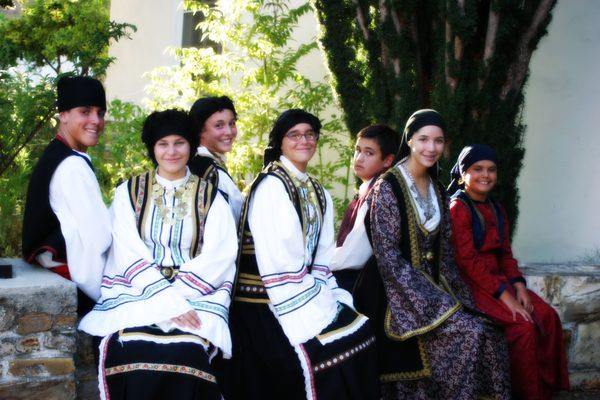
[512,0,600,262]
[105,0,329,103]
[105,0,183,103]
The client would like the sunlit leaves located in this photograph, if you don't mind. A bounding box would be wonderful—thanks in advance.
[146,0,352,220]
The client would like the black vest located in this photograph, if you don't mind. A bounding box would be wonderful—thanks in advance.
[22,138,94,263]
[232,162,327,303]
[189,154,232,202]
[125,170,217,259]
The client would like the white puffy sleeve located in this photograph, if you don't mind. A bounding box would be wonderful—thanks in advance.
[330,201,372,272]
[312,190,355,309]
[49,156,112,300]
[248,176,339,345]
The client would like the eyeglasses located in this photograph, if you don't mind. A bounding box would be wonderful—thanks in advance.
[285,131,319,142]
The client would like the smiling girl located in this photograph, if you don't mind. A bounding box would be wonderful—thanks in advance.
[189,96,243,223]
[80,109,237,400]
[228,109,379,400]
[449,144,570,400]
[367,109,511,399]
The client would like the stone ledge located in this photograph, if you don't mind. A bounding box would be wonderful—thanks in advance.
[8,357,75,377]
[520,263,600,277]
[0,378,76,400]
[521,264,600,391]
[0,259,78,399]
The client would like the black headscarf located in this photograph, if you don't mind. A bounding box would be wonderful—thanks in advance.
[447,144,498,194]
[263,109,321,167]
[397,109,447,176]
[141,109,198,166]
[56,75,106,112]
[189,96,237,136]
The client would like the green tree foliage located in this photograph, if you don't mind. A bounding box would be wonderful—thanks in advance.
[0,0,135,256]
[311,0,557,229]
[90,99,151,202]
[145,0,353,215]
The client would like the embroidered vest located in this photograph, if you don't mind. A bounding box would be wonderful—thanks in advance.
[126,170,216,258]
[383,167,447,284]
[233,161,327,303]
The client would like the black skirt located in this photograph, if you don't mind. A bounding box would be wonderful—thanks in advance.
[227,301,380,400]
[99,326,222,400]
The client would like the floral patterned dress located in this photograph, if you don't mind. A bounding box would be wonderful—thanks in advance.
[367,164,511,399]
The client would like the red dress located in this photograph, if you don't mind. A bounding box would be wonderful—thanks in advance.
[450,199,569,400]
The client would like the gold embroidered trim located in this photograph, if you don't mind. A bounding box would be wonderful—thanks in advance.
[233,296,270,304]
[237,279,264,286]
[316,313,365,341]
[105,362,216,383]
[380,337,431,381]
[118,329,209,345]
[237,273,262,281]
[382,169,461,339]
[384,303,461,341]
[196,179,212,257]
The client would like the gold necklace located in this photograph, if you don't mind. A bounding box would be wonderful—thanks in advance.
[151,173,198,226]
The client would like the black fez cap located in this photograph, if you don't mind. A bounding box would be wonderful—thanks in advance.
[447,144,498,194]
[141,109,198,166]
[397,109,447,162]
[263,109,321,167]
[189,96,237,136]
[56,76,106,112]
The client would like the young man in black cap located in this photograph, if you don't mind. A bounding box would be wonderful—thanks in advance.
[22,75,112,313]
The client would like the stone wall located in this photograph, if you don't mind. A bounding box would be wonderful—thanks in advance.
[1,258,598,397]
[0,259,79,400]
[521,264,600,391]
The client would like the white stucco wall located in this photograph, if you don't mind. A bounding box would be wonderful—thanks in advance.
[105,0,183,103]
[513,0,600,262]
[105,0,331,104]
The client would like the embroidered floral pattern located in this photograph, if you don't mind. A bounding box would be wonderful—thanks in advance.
[105,362,216,383]
[370,177,510,399]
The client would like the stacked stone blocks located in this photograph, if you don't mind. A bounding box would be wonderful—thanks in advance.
[0,259,77,400]
[0,258,598,398]
[522,264,600,392]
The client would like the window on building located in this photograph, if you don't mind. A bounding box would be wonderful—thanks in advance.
[181,1,221,53]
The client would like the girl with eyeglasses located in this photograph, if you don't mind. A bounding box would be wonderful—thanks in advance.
[227,109,379,400]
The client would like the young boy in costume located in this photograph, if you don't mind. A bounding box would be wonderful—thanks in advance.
[331,124,398,291]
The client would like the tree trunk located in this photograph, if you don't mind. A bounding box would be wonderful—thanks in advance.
[311,0,557,229]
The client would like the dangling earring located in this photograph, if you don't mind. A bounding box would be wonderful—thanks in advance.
[458,177,464,185]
